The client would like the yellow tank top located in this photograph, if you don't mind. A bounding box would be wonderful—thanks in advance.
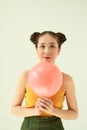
[25,86,65,116]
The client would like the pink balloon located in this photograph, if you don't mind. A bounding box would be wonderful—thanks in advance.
[28,62,62,97]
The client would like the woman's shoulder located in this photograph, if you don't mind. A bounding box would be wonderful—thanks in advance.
[62,72,74,91]
[18,70,30,83]
[22,70,30,76]
[62,72,73,82]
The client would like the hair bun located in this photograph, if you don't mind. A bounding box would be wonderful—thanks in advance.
[56,32,66,44]
[30,32,40,44]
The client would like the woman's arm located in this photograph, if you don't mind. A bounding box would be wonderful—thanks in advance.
[11,71,40,117]
[37,74,79,120]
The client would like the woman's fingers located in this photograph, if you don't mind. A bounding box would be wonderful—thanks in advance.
[38,97,52,106]
[36,97,54,114]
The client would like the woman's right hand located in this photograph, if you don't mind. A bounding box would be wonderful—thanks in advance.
[35,99,41,115]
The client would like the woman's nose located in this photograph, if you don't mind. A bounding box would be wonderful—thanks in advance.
[44,47,50,53]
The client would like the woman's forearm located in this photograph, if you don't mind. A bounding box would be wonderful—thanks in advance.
[11,106,36,117]
[53,107,78,120]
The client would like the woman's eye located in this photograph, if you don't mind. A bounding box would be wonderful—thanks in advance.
[40,45,45,48]
[50,45,55,48]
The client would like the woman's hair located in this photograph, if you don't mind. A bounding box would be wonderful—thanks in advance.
[30,31,67,48]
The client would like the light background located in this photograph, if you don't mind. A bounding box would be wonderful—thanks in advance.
[0,0,87,129]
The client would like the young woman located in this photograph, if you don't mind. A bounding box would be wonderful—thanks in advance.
[11,31,78,130]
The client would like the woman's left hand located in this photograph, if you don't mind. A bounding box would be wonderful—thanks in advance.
[37,97,54,115]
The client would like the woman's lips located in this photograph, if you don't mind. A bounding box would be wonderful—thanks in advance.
[44,57,50,60]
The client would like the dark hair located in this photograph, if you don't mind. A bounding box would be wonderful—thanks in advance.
[30,31,66,48]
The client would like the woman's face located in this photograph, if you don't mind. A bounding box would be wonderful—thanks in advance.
[36,34,61,63]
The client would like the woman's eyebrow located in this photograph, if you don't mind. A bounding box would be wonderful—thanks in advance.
[39,43,45,44]
[49,42,56,44]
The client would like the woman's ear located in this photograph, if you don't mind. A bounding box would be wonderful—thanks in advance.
[58,48,61,55]
[35,47,38,53]
[36,47,39,56]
